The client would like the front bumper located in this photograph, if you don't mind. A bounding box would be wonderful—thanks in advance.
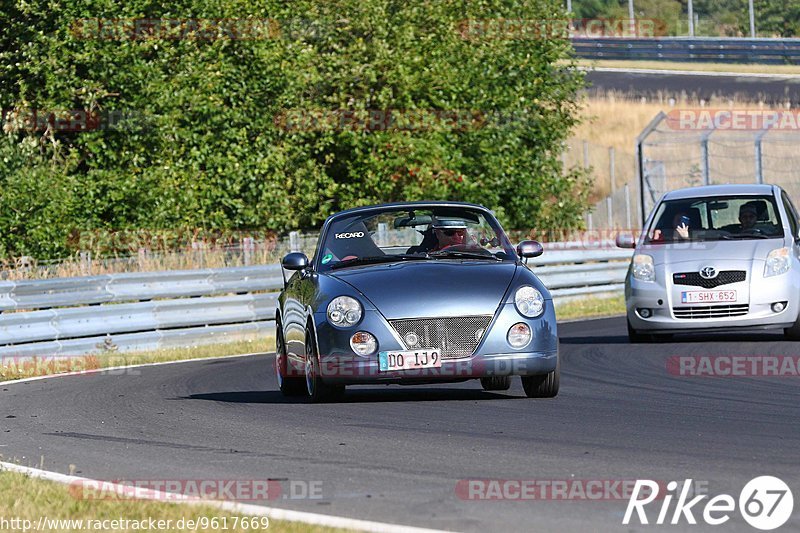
[316,350,558,385]
[311,302,559,385]
[626,263,800,333]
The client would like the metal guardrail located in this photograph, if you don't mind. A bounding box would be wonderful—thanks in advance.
[0,247,632,357]
[0,265,283,311]
[572,37,800,64]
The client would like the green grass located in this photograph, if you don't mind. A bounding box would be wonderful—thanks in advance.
[0,338,274,382]
[555,294,626,321]
[0,470,350,533]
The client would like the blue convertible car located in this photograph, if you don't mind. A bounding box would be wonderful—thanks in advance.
[275,201,559,401]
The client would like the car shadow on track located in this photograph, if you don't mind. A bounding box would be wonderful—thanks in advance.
[181,388,520,404]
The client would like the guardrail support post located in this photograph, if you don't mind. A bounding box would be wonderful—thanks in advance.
[700,135,711,185]
[289,231,300,252]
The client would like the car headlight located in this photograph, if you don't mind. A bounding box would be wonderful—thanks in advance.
[350,331,377,356]
[765,247,791,277]
[632,254,655,282]
[327,296,362,327]
[514,286,545,318]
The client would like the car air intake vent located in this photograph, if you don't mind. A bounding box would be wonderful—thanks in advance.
[389,316,493,359]
[673,271,746,289]
[672,304,749,319]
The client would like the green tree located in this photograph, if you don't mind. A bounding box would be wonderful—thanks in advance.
[1,0,589,260]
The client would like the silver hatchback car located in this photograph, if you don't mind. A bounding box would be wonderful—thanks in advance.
[617,184,800,341]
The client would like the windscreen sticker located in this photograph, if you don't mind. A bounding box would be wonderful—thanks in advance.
[321,253,334,264]
[335,232,365,239]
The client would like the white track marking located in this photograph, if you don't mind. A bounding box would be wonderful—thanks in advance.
[0,462,452,533]
[0,352,267,387]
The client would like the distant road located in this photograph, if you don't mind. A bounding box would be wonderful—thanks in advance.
[584,68,800,103]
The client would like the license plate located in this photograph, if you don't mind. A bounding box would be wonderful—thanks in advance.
[681,290,737,304]
[378,349,442,372]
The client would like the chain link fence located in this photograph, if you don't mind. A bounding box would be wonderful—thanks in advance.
[636,110,800,220]
[563,138,641,230]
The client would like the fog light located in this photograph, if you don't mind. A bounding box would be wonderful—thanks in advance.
[772,302,787,313]
[638,308,652,319]
[404,331,419,347]
[507,323,532,349]
[350,331,377,356]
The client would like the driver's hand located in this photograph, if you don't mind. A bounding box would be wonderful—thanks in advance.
[676,223,689,239]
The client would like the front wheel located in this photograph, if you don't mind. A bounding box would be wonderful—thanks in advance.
[785,313,800,340]
[480,376,511,391]
[276,326,305,396]
[304,330,344,403]
[627,319,650,343]
[521,358,560,398]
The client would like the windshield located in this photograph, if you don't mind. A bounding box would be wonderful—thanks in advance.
[645,195,784,244]
[316,205,517,271]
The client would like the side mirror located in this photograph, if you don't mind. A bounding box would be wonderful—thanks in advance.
[282,252,309,271]
[517,240,544,258]
[615,233,636,249]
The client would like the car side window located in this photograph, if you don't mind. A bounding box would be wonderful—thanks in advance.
[782,192,800,239]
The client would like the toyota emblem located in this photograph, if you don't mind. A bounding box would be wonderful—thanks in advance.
[699,266,718,279]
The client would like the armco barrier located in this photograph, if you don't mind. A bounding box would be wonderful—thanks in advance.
[0,247,632,357]
[572,37,800,64]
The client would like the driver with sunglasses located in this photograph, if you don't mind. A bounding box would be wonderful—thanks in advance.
[431,219,470,251]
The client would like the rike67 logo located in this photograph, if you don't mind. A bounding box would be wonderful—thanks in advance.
[624,477,793,530]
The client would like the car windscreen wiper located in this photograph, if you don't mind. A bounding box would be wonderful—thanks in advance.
[720,233,774,240]
[429,250,501,261]
[329,254,431,269]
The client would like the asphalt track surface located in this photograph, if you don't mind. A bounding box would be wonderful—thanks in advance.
[2,316,799,532]
[584,70,800,103]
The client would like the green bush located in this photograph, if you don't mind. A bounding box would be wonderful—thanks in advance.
[1,0,589,260]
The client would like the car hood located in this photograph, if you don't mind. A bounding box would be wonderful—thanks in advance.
[641,238,785,265]
[329,260,518,319]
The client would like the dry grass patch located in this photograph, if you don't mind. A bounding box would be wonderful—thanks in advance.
[0,470,349,533]
[555,294,626,321]
[579,59,800,75]
[0,339,273,382]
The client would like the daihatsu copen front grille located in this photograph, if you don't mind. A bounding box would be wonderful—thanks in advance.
[389,316,492,359]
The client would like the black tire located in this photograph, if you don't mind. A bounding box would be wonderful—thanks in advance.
[275,325,305,396]
[785,314,800,340]
[480,376,511,391]
[304,330,344,403]
[521,357,559,398]
[627,319,650,343]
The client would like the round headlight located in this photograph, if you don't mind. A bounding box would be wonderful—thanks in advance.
[507,323,532,348]
[514,286,545,318]
[350,331,378,356]
[327,296,362,327]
